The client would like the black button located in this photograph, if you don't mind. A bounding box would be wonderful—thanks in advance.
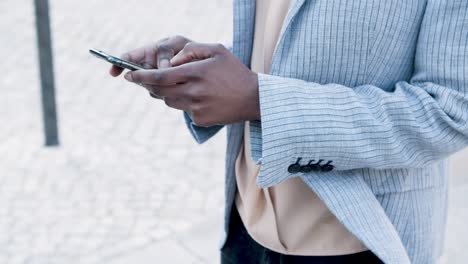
[288,158,302,174]
[300,160,315,173]
[300,164,312,173]
[310,159,324,172]
[321,161,334,172]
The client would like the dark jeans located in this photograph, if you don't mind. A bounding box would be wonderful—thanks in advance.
[221,206,384,264]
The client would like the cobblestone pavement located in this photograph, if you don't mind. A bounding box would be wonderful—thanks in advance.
[1,0,468,263]
[1,0,230,263]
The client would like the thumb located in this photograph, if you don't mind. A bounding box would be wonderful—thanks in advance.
[170,43,217,67]
[157,45,175,69]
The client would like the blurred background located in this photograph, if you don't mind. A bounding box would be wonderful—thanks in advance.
[1,0,467,263]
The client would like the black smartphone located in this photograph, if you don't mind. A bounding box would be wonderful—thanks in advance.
[89,48,145,71]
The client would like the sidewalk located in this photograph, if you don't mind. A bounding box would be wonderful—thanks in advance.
[1,0,229,263]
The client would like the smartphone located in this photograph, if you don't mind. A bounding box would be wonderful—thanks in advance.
[89,48,145,71]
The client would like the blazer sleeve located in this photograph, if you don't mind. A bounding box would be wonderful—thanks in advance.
[250,0,468,186]
[183,112,224,144]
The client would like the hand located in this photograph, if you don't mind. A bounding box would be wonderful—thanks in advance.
[109,35,192,99]
[124,42,260,126]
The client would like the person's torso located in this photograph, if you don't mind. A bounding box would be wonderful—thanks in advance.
[234,0,366,255]
[224,0,447,263]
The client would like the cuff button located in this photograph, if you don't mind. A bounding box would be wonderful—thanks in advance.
[300,160,314,173]
[310,159,324,172]
[321,161,334,172]
[288,158,302,174]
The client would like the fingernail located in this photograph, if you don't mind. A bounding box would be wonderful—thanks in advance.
[124,72,133,81]
[159,59,170,68]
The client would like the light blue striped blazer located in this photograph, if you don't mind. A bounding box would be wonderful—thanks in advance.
[184,0,468,263]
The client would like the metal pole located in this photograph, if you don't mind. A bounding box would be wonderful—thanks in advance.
[34,0,59,146]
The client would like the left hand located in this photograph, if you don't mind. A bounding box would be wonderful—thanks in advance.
[124,42,260,127]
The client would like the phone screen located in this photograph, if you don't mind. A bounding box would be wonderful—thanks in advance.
[89,48,144,71]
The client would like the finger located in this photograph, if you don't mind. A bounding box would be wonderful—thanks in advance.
[142,83,187,99]
[158,36,191,57]
[157,36,191,69]
[149,92,164,100]
[156,83,190,98]
[109,47,149,77]
[164,97,190,111]
[110,65,125,77]
[110,36,191,77]
[157,44,175,69]
[124,64,196,85]
[137,84,164,100]
[171,43,222,67]
[121,47,147,64]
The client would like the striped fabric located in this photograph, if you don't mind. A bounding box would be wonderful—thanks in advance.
[183,0,468,263]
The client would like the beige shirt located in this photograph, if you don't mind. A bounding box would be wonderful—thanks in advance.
[234,0,367,256]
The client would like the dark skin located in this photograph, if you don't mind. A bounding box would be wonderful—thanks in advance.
[110,36,260,127]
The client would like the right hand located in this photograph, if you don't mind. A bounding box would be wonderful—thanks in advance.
[109,35,192,98]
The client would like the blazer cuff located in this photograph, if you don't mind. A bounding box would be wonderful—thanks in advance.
[183,112,223,144]
[254,73,332,188]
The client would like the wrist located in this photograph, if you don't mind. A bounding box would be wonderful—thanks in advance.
[246,72,261,121]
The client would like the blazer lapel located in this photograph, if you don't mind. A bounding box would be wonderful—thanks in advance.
[270,0,307,74]
[232,0,256,66]
[279,0,307,39]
